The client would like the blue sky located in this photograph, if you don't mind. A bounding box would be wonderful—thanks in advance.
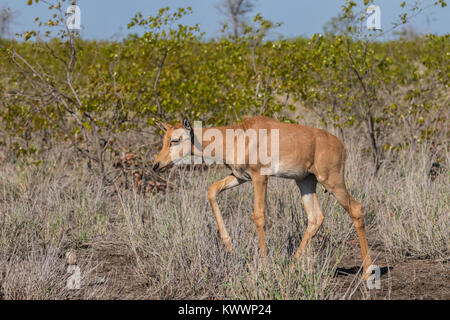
[1,0,449,40]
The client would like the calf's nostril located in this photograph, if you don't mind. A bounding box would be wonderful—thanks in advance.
[152,162,160,171]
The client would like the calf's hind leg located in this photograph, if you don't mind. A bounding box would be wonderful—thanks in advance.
[293,175,325,261]
[320,172,373,280]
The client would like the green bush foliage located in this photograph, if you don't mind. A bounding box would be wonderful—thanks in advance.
[0,0,448,177]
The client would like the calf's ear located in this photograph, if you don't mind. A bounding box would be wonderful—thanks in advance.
[182,118,192,132]
[156,121,170,133]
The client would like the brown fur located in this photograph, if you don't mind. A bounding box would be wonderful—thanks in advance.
[153,116,373,279]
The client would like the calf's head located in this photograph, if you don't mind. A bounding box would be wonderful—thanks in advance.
[152,119,193,171]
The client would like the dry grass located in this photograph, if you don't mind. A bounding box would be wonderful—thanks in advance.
[0,130,448,299]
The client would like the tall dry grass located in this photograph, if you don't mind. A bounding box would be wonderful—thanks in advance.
[0,131,448,299]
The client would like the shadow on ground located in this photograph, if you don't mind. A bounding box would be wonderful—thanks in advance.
[334,266,392,278]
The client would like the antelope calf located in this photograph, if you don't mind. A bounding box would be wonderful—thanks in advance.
[152,116,373,279]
